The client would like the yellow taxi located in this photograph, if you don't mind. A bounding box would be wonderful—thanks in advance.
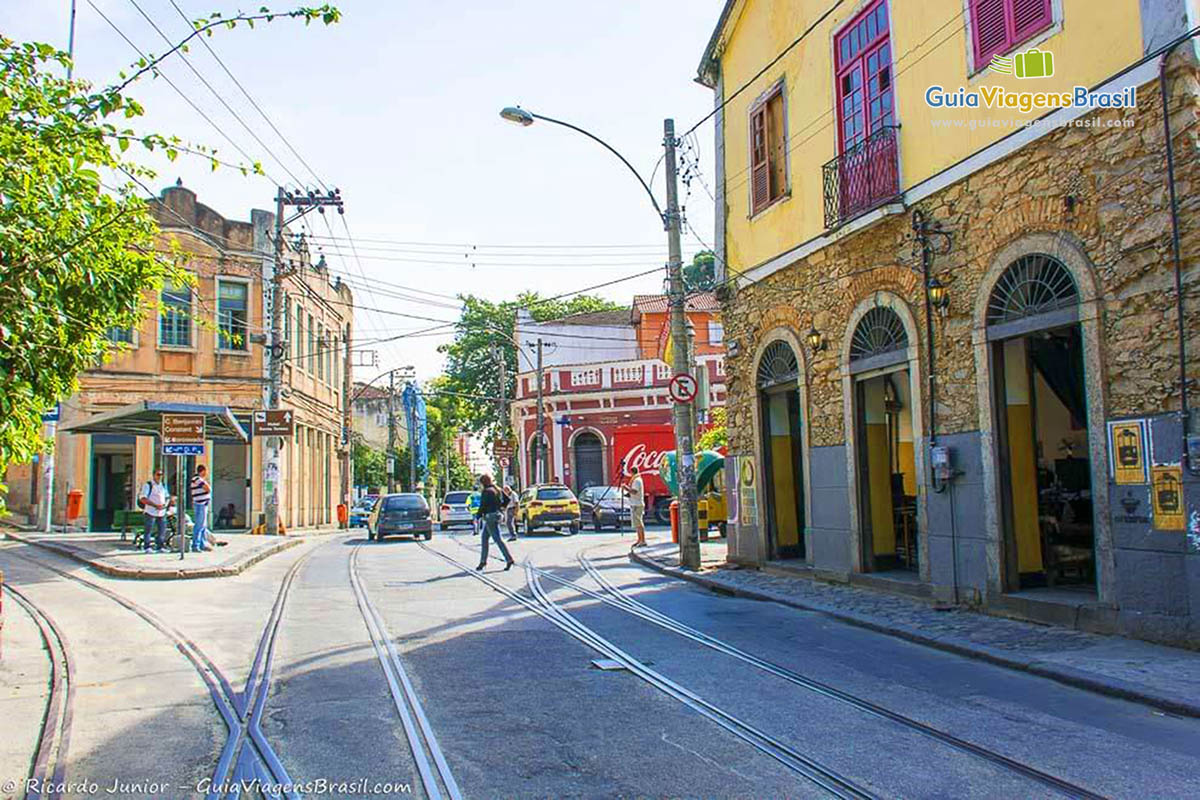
[517,484,581,535]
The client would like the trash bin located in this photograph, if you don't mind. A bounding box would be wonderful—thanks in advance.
[337,503,348,527]
[669,499,680,544]
[65,489,84,525]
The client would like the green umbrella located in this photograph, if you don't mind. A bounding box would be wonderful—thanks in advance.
[660,450,725,496]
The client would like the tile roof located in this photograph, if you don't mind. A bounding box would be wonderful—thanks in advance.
[632,292,720,314]
[353,382,390,401]
[537,308,632,327]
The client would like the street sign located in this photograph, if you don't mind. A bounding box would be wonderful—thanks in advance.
[499,456,511,468]
[668,373,699,404]
[253,409,295,437]
[162,413,205,456]
[493,439,515,459]
[42,403,61,423]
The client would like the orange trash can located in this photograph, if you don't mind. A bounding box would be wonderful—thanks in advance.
[337,503,348,527]
[669,499,680,543]
[65,489,84,524]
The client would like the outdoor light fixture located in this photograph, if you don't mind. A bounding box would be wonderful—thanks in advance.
[928,277,949,311]
[806,326,826,352]
[500,106,534,126]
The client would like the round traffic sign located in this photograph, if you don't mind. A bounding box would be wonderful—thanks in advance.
[668,373,699,404]
[499,456,510,467]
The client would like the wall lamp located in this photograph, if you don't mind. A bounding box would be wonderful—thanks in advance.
[927,277,950,312]
[806,326,827,352]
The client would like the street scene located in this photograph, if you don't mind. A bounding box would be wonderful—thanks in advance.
[2,1,1200,798]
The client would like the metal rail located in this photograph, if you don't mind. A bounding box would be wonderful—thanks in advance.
[348,545,462,800]
[559,555,1108,800]
[5,584,75,800]
[417,541,877,799]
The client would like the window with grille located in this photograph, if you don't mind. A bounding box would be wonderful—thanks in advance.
[986,253,1078,325]
[835,0,892,155]
[749,85,787,215]
[709,321,725,345]
[756,340,799,388]
[849,306,908,361]
[106,326,133,344]
[217,280,249,351]
[160,279,192,347]
[317,324,325,380]
[307,314,315,373]
[295,303,304,362]
[970,0,1053,69]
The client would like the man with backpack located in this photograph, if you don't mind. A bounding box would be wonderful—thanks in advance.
[138,469,170,553]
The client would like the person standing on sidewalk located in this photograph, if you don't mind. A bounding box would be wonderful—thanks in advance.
[475,475,514,572]
[627,467,647,548]
[502,484,519,541]
[138,469,170,552]
[189,464,212,552]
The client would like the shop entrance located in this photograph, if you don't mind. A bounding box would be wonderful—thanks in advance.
[988,254,1095,591]
[573,432,604,492]
[757,340,805,560]
[849,306,917,573]
[212,442,249,530]
[90,434,136,531]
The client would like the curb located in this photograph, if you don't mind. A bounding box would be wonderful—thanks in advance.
[3,531,303,580]
[630,549,1200,720]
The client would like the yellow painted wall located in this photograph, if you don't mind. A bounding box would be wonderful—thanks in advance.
[716,0,1144,272]
[1003,339,1043,573]
[767,392,800,547]
[862,378,895,556]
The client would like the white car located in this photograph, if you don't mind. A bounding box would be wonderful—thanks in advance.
[438,491,475,530]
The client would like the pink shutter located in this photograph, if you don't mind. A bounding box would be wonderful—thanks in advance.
[971,0,1010,66]
[1011,0,1052,41]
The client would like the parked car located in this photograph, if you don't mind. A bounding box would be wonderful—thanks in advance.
[578,485,630,531]
[518,485,581,534]
[368,493,433,541]
[438,491,474,530]
[349,495,377,528]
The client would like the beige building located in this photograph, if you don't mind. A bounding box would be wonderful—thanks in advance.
[352,382,406,452]
[5,183,354,532]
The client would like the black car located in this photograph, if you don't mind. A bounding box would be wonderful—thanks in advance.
[369,493,433,541]
[578,485,631,531]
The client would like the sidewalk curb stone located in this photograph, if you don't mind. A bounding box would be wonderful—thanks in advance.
[630,549,1200,719]
[3,530,303,580]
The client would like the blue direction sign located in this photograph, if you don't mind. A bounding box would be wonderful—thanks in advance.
[42,403,61,422]
[163,443,205,456]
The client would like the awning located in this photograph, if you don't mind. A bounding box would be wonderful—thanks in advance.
[60,401,250,442]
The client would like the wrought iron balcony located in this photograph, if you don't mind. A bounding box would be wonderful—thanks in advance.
[822,125,900,230]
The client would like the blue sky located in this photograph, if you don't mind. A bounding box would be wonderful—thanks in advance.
[4,0,725,379]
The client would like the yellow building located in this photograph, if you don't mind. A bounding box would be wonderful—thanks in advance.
[5,183,354,532]
[699,1,1200,644]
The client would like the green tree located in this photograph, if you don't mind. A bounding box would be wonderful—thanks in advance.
[0,7,339,509]
[683,250,716,292]
[352,435,386,490]
[438,292,622,438]
[697,406,728,451]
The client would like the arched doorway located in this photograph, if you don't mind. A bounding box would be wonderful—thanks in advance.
[848,305,920,573]
[986,253,1095,592]
[758,340,806,560]
[572,431,604,493]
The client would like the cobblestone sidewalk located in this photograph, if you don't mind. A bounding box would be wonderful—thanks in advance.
[633,540,1200,718]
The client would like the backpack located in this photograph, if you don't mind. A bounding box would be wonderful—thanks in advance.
[137,480,153,508]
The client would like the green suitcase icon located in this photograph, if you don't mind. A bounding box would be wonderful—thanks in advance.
[1014,48,1053,79]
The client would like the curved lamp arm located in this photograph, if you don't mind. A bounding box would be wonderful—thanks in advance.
[500,106,665,227]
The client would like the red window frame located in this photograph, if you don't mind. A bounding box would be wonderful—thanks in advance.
[970,0,1054,69]
[834,0,893,155]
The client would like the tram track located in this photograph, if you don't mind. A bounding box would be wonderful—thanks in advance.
[418,540,878,799]
[347,543,462,800]
[0,543,323,800]
[4,583,75,800]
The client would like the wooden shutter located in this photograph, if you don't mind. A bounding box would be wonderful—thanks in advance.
[1011,0,1052,42]
[971,0,1010,66]
[750,107,769,213]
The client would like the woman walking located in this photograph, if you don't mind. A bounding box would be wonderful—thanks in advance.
[475,475,514,571]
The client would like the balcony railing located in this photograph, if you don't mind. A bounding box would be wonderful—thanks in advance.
[822,125,900,230]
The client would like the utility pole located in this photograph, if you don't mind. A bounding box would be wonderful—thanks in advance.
[491,343,509,485]
[664,118,701,570]
[387,371,397,493]
[534,338,547,484]
[340,321,352,524]
[265,187,342,537]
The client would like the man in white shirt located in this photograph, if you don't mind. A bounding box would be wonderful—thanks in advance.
[139,469,170,552]
[627,467,647,548]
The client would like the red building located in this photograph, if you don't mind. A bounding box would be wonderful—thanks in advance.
[511,293,726,515]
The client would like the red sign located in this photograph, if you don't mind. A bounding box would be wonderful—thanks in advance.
[612,424,675,504]
[668,373,699,403]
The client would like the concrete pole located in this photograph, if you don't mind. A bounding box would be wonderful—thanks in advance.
[493,343,509,485]
[341,321,352,523]
[387,371,397,493]
[665,118,701,570]
[264,189,285,537]
[42,421,56,533]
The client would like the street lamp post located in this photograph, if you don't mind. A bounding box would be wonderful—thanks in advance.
[500,107,701,569]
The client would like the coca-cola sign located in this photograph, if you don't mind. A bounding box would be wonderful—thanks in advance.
[621,443,665,477]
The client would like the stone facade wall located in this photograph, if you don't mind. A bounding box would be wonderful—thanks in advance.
[723,58,1200,455]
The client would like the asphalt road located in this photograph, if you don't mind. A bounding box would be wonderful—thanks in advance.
[2,527,1198,800]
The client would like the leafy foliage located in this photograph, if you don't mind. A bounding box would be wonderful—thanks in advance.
[683,250,716,292]
[0,8,339,510]
[697,406,727,451]
[438,292,623,438]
